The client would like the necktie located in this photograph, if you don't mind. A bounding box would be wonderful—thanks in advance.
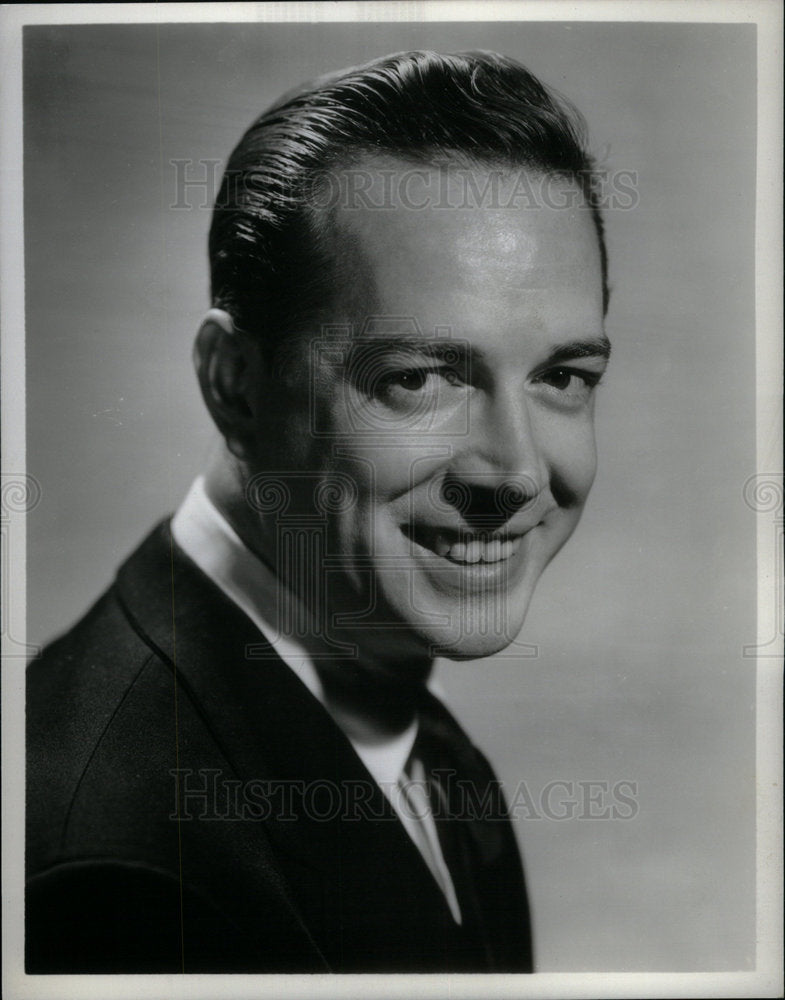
[397,755,463,923]
[402,690,511,965]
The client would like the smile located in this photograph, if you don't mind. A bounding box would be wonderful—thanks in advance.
[402,524,526,565]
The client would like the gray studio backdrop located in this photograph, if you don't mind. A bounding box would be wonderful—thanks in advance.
[25,22,756,971]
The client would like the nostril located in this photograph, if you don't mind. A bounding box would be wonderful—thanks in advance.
[440,477,473,515]
[441,476,533,531]
[494,481,530,517]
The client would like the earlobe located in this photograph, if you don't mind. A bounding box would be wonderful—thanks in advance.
[194,309,257,460]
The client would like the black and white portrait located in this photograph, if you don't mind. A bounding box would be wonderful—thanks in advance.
[2,4,781,998]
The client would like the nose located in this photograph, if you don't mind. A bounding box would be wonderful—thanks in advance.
[440,476,537,532]
[440,386,545,531]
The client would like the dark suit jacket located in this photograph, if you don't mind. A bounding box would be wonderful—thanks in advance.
[26,521,533,973]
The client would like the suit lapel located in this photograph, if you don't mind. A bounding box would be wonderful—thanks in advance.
[115,521,478,969]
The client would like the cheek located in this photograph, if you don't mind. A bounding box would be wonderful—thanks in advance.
[252,397,314,471]
[339,444,428,499]
[329,446,427,547]
[544,417,598,506]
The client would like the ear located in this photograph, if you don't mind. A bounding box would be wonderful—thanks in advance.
[193,308,259,460]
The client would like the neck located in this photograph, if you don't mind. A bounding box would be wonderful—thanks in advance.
[316,654,432,740]
[202,444,263,555]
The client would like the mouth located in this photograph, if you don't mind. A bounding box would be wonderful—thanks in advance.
[401,524,528,565]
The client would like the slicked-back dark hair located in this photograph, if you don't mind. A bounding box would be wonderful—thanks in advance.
[209,50,608,353]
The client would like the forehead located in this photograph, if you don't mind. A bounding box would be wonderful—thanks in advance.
[324,156,604,343]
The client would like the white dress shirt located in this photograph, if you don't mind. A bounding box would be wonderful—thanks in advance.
[171,476,462,923]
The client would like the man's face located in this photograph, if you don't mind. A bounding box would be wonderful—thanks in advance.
[246,162,608,664]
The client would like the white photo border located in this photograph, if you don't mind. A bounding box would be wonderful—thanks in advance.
[2,3,782,998]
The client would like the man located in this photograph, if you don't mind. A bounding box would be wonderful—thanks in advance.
[26,50,610,973]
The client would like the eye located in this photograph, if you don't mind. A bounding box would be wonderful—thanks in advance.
[366,366,467,419]
[376,367,461,395]
[386,369,429,392]
[537,367,602,393]
[532,365,604,409]
[541,368,581,392]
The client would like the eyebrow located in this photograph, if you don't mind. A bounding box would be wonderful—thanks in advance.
[350,336,612,366]
[349,339,470,364]
[543,337,612,365]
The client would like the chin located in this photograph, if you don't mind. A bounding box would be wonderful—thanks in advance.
[413,602,531,662]
[427,631,524,662]
[362,572,538,665]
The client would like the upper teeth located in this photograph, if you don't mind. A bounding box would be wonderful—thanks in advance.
[430,533,521,564]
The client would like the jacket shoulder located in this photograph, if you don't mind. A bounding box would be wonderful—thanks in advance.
[25,529,329,973]
[27,583,156,722]
[27,585,181,870]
